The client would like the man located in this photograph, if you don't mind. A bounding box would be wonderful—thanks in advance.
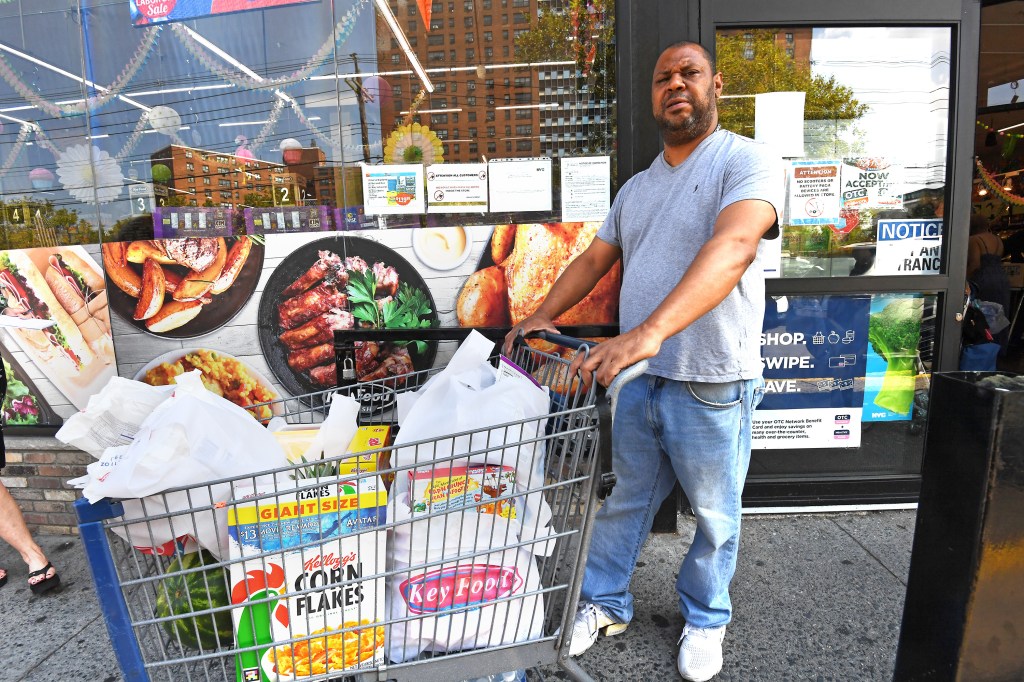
[504,41,781,681]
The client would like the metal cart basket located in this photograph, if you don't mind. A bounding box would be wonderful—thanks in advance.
[75,331,645,682]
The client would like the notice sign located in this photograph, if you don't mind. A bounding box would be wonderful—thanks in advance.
[753,295,870,449]
[841,158,903,209]
[131,0,318,26]
[362,164,425,215]
[788,161,841,225]
[426,163,488,213]
[488,157,552,213]
[561,156,611,222]
[874,219,942,275]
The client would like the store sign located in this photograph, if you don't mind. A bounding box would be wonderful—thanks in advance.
[752,296,871,450]
[131,0,319,26]
[873,219,942,275]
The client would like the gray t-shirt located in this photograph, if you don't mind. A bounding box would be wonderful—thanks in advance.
[597,129,783,382]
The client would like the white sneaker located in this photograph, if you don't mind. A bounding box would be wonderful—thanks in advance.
[676,623,726,681]
[562,602,629,657]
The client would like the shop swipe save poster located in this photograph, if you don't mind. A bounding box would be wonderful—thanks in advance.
[752,295,870,449]
[131,0,318,26]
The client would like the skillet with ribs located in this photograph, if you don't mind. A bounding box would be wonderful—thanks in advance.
[260,237,437,395]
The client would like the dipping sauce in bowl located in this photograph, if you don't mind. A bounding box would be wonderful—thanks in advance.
[412,226,471,270]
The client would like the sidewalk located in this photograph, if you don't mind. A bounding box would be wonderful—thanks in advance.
[0,510,916,681]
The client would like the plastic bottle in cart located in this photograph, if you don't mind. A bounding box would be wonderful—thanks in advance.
[460,670,527,682]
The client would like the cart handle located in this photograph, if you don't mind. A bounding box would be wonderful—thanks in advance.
[526,330,649,406]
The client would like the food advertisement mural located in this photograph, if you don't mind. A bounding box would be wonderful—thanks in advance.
[0,246,117,429]
[101,223,619,419]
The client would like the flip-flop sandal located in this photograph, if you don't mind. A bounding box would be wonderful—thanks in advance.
[27,562,60,596]
[0,568,7,589]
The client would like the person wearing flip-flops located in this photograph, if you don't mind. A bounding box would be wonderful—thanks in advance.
[1,355,60,596]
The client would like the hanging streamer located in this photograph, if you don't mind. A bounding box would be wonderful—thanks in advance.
[289,99,335,152]
[170,0,366,93]
[0,28,160,118]
[0,124,34,181]
[977,120,1024,141]
[114,112,152,162]
[976,158,1024,207]
[250,98,287,153]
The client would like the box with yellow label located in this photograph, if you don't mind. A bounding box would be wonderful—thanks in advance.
[228,475,387,682]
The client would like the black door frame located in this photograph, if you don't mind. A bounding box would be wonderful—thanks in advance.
[614,0,982,506]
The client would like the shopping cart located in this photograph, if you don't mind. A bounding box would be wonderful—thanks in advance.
[75,330,647,682]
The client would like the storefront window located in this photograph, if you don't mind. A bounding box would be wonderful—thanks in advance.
[716,27,951,279]
[0,1,617,244]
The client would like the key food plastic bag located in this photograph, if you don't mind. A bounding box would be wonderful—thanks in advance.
[55,376,175,458]
[386,493,546,663]
[390,331,556,556]
[78,371,289,559]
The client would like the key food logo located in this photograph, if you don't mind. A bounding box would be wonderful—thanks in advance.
[399,564,522,614]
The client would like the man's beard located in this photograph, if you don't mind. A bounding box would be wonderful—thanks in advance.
[656,82,717,146]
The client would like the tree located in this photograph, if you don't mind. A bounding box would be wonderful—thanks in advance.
[716,31,868,156]
[242,191,274,208]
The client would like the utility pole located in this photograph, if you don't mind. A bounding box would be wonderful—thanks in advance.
[351,53,371,163]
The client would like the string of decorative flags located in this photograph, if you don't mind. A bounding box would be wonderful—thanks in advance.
[977,120,1024,141]
[976,157,1024,206]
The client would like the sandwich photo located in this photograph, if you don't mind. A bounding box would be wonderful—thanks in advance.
[0,249,96,371]
[43,249,112,359]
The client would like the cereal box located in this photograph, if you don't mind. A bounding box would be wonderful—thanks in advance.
[409,464,518,520]
[228,470,387,682]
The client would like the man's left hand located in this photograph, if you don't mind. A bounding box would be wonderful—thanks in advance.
[568,328,660,387]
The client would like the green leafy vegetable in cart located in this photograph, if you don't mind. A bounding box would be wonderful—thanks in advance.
[868,296,923,416]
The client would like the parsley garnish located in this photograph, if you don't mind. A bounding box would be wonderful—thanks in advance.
[345,269,434,354]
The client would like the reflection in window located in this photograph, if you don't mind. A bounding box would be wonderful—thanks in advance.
[0,0,617,246]
[716,27,951,279]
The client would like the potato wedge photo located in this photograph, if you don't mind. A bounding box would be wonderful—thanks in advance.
[133,258,166,320]
[211,237,252,295]
[145,299,204,333]
[172,237,227,302]
[102,241,142,298]
[490,224,517,265]
[126,240,176,265]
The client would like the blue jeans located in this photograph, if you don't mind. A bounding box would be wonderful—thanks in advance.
[580,375,764,629]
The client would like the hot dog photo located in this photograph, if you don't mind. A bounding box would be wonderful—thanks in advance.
[0,245,116,413]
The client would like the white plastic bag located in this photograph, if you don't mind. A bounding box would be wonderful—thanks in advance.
[386,492,545,663]
[80,371,289,558]
[390,331,555,555]
[55,376,175,458]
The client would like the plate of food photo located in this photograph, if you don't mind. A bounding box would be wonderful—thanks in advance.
[103,236,264,339]
[257,235,438,398]
[133,347,281,420]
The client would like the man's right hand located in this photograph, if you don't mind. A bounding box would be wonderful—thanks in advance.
[502,313,559,355]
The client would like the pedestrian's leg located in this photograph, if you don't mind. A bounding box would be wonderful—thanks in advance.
[658,379,760,628]
[580,375,678,624]
[0,480,54,580]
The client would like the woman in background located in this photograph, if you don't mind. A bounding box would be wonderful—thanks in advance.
[0,354,60,595]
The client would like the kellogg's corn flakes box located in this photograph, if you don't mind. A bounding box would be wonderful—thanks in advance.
[228,462,387,682]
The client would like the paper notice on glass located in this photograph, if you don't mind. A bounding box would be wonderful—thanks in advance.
[788,161,842,225]
[755,91,806,158]
[488,157,552,213]
[362,163,425,215]
[426,163,488,213]
[841,158,903,209]
[560,156,610,222]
